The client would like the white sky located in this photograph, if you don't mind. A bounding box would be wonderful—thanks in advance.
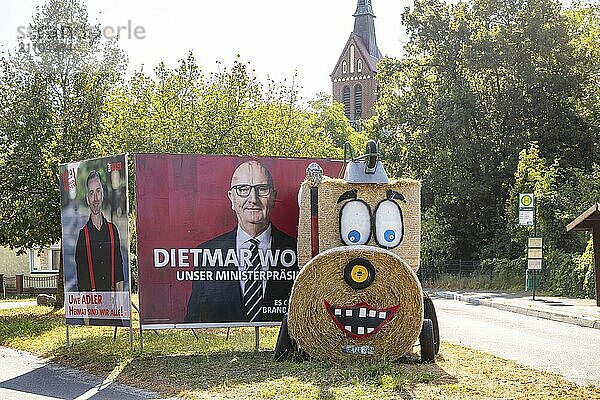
[0,0,410,100]
[0,0,574,100]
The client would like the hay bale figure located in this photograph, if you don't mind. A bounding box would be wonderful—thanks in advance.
[275,141,438,362]
[288,246,423,360]
[297,177,422,270]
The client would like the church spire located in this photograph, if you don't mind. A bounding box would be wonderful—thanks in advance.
[353,0,381,58]
[354,0,374,16]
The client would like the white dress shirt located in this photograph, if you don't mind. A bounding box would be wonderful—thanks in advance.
[236,224,272,296]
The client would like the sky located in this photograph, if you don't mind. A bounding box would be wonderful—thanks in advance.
[0,0,413,100]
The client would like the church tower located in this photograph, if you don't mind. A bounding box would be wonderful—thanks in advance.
[331,0,382,129]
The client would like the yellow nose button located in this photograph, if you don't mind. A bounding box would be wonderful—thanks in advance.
[351,265,369,283]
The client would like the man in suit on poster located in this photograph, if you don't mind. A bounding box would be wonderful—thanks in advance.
[184,160,298,323]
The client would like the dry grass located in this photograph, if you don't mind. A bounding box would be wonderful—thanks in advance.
[1,305,599,399]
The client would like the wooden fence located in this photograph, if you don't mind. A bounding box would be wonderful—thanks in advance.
[0,274,57,298]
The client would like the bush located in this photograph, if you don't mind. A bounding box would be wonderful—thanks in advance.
[424,245,596,299]
[543,245,595,299]
[482,258,525,290]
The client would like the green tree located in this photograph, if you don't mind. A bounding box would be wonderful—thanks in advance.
[98,54,345,159]
[372,0,600,260]
[307,94,365,150]
[0,0,124,305]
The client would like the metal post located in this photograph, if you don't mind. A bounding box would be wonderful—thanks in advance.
[66,324,70,347]
[489,262,493,289]
[131,300,143,353]
[254,327,260,352]
[0,274,4,299]
[139,324,144,353]
[532,195,537,301]
[129,324,133,352]
[532,270,536,301]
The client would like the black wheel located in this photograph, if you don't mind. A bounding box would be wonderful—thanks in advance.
[423,293,440,354]
[274,314,293,361]
[420,319,435,362]
[365,140,378,169]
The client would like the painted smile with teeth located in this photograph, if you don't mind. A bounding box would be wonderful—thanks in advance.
[324,300,400,339]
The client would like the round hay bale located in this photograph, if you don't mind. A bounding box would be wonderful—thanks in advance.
[288,245,423,361]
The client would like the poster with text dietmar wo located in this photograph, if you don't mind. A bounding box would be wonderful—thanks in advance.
[135,154,342,329]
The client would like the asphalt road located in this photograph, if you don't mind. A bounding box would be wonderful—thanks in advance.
[434,297,600,387]
[0,347,165,400]
[0,301,37,310]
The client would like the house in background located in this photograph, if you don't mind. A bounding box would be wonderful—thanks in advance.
[0,245,58,297]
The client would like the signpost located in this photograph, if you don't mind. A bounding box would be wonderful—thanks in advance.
[519,193,535,226]
[527,237,543,300]
[520,193,542,300]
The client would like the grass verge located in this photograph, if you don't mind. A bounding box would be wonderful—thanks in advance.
[1,305,598,399]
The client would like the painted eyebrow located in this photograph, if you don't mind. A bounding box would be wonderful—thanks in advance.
[337,189,358,204]
[386,190,406,202]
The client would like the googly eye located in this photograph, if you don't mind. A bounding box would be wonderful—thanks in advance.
[347,229,362,244]
[384,229,396,243]
[339,200,371,246]
[374,199,403,249]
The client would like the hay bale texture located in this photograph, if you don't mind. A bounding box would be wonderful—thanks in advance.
[288,174,423,360]
[288,246,423,361]
[297,177,421,270]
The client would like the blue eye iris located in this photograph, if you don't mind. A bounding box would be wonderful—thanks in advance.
[384,229,396,242]
[348,230,361,243]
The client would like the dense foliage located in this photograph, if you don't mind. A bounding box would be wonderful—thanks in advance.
[97,54,361,159]
[370,0,599,297]
[1,0,598,299]
[0,0,123,251]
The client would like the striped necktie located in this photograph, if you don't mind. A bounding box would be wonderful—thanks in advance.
[244,238,262,322]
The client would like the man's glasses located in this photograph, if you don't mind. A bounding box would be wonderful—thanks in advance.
[231,184,272,197]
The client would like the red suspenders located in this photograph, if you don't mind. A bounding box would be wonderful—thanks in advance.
[83,222,115,291]
[83,225,95,290]
[108,223,115,289]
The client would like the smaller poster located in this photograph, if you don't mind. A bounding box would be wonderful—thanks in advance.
[519,210,534,226]
[59,154,131,327]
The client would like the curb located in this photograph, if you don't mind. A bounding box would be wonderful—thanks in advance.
[429,291,600,331]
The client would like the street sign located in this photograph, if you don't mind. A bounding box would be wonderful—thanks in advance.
[527,236,543,259]
[528,259,542,270]
[519,193,535,210]
[528,237,543,248]
[519,193,535,226]
[528,248,543,259]
[519,210,534,226]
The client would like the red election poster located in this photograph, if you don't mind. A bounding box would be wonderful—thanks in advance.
[59,154,132,327]
[135,154,342,329]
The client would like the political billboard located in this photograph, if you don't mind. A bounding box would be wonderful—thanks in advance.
[59,154,131,327]
[135,154,342,329]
